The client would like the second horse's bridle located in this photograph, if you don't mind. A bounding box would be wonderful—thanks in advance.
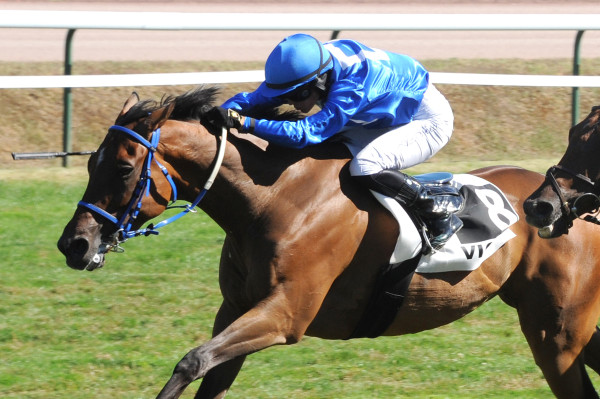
[544,164,600,227]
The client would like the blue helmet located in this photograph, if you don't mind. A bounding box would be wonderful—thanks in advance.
[257,33,333,98]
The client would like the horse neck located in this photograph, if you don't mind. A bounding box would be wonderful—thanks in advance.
[158,121,294,235]
[201,138,277,234]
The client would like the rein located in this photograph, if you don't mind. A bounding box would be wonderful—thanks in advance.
[545,165,600,227]
[78,124,228,253]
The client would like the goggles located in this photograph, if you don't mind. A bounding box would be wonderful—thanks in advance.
[280,82,314,102]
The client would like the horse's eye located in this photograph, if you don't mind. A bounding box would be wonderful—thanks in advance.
[117,162,134,178]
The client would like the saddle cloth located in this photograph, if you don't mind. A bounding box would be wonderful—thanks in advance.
[371,173,520,273]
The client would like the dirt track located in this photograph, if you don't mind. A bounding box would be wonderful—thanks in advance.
[1,1,600,62]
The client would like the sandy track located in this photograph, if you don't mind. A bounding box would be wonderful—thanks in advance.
[1,1,600,62]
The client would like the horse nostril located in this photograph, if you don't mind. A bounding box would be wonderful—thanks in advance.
[531,200,555,219]
[71,237,90,258]
[58,237,90,259]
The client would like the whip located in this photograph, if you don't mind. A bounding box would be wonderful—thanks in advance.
[11,151,95,160]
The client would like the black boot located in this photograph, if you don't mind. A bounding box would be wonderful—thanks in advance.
[354,170,464,250]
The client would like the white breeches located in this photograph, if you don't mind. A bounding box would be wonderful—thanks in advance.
[343,83,454,176]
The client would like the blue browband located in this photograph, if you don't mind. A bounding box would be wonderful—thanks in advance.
[78,124,227,248]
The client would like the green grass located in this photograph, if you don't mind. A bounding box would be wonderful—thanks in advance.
[1,167,598,398]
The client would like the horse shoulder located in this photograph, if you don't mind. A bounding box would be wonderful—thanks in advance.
[265,156,372,269]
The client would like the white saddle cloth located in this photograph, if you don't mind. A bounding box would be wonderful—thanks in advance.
[372,173,519,273]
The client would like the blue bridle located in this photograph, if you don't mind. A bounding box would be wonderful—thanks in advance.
[78,124,227,251]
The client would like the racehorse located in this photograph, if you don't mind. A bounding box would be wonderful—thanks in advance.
[524,105,600,239]
[58,87,600,399]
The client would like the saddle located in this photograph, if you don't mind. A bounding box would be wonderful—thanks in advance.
[349,172,520,339]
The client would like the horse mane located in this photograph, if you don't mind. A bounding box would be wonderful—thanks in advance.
[116,86,304,127]
[571,105,600,135]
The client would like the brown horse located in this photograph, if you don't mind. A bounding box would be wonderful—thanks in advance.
[58,87,600,399]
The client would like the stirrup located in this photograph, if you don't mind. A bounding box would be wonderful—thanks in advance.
[427,214,464,251]
[414,171,454,185]
[414,173,464,216]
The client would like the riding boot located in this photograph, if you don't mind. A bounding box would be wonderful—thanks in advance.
[354,170,464,250]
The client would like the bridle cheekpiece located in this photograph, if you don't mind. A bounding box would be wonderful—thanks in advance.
[77,124,227,254]
[545,164,600,228]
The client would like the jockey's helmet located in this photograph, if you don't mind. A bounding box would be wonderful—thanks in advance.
[258,33,333,98]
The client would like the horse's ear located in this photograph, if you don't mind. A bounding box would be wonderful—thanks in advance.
[146,102,175,131]
[118,92,140,119]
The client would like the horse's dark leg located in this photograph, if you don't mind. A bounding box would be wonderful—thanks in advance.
[193,356,246,399]
[520,319,598,398]
[155,304,288,399]
[516,288,599,398]
[584,326,600,375]
[193,302,247,399]
[154,274,324,399]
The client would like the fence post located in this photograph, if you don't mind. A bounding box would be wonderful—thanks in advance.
[572,30,585,127]
[62,29,76,167]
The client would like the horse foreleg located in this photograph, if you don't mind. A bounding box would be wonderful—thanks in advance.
[194,302,247,399]
[155,298,302,399]
[522,326,598,398]
[518,305,599,398]
[193,357,246,399]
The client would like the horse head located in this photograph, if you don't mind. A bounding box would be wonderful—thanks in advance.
[57,92,178,271]
[57,85,309,272]
[524,105,600,238]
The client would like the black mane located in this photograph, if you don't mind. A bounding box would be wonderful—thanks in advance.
[116,85,303,128]
[167,86,221,122]
[116,86,219,126]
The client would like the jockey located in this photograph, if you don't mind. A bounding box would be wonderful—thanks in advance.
[206,33,462,249]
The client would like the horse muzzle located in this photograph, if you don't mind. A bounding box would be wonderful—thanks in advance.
[524,191,600,238]
[525,217,565,239]
[57,230,115,271]
[523,196,569,238]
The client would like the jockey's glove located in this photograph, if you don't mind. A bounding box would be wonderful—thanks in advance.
[203,106,248,132]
